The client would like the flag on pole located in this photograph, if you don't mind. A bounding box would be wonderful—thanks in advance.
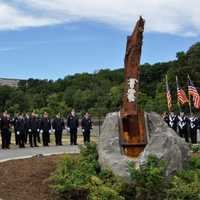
[188,76,200,109]
[176,76,189,105]
[165,75,172,111]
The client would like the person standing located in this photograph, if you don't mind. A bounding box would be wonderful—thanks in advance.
[52,113,65,145]
[24,113,30,144]
[13,113,19,145]
[0,111,11,149]
[189,113,199,144]
[40,112,51,146]
[67,109,79,145]
[36,113,41,144]
[169,112,178,132]
[15,113,26,148]
[81,112,92,144]
[177,112,189,142]
[29,112,39,147]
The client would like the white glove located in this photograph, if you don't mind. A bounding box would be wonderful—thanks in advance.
[67,127,70,131]
[17,131,20,135]
[37,129,40,132]
[82,129,85,133]
[28,129,31,132]
[53,129,55,132]
[49,130,51,133]
[40,130,43,133]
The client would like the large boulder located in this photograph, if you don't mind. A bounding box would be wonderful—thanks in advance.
[98,112,190,180]
[139,112,190,176]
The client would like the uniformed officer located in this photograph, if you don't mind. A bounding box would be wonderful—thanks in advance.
[35,113,41,143]
[0,111,11,149]
[177,112,189,142]
[168,112,178,132]
[81,112,92,143]
[40,112,51,146]
[52,113,65,145]
[15,113,26,148]
[13,113,19,145]
[29,112,39,147]
[24,113,30,144]
[189,113,198,144]
[67,109,79,145]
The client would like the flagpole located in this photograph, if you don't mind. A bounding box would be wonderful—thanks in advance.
[176,76,182,113]
[187,74,192,115]
[165,74,171,113]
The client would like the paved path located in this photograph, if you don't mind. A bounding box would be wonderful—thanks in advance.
[0,145,80,162]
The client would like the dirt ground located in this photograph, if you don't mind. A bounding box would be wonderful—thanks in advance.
[0,155,64,200]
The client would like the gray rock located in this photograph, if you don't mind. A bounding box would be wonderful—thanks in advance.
[98,112,131,181]
[139,112,190,176]
[98,112,190,180]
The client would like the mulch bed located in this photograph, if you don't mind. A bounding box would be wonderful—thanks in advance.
[0,155,63,200]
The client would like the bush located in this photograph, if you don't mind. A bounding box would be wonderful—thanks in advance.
[128,155,168,200]
[191,144,200,153]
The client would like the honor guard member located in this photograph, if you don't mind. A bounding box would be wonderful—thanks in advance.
[67,109,79,145]
[52,113,65,145]
[177,112,189,142]
[0,111,11,149]
[189,113,198,144]
[24,113,30,144]
[163,112,169,126]
[35,113,41,143]
[40,112,51,146]
[81,112,92,143]
[29,112,39,147]
[13,113,19,145]
[169,112,178,132]
[15,113,26,148]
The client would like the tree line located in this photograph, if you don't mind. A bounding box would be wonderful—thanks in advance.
[0,42,200,117]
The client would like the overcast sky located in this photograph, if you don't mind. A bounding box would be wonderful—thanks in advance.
[0,0,200,79]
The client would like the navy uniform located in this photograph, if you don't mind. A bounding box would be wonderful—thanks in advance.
[0,113,11,149]
[189,115,198,144]
[24,114,30,144]
[29,114,39,147]
[163,112,169,126]
[15,115,26,148]
[13,114,19,145]
[40,113,51,146]
[177,113,189,142]
[67,111,79,145]
[168,113,178,132]
[81,113,92,143]
[52,114,65,145]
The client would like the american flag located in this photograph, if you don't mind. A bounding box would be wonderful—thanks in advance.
[188,76,200,109]
[165,75,172,111]
[176,76,188,105]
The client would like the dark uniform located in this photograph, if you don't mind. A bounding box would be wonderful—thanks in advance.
[29,116,39,147]
[24,115,30,144]
[52,117,65,145]
[40,117,51,146]
[163,113,169,126]
[67,114,79,145]
[0,115,11,149]
[81,117,92,143]
[15,117,26,148]
[177,114,189,142]
[189,116,198,144]
[169,114,178,132]
[13,116,19,145]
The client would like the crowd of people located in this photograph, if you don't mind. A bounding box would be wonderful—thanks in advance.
[162,112,200,144]
[0,109,92,149]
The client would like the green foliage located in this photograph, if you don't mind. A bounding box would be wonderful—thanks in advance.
[191,144,200,153]
[50,143,125,200]
[128,155,167,200]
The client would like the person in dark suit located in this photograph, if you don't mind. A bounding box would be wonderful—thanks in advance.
[52,113,65,145]
[24,113,30,144]
[81,112,92,143]
[67,109,79,145]
[0,111,11,149]
[169,112,178,132]
[29,112,39,147]
[13,113,19,145]
[15,113,26,148]
[177,112,189,142]
[189,113,199,144]
[40,112,51,146]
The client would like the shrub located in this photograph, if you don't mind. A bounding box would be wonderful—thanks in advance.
[191,144,200,153]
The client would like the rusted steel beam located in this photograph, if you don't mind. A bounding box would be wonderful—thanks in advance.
[120,17,147,157]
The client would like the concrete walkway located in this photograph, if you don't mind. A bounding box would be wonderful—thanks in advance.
[0,145,80,162]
